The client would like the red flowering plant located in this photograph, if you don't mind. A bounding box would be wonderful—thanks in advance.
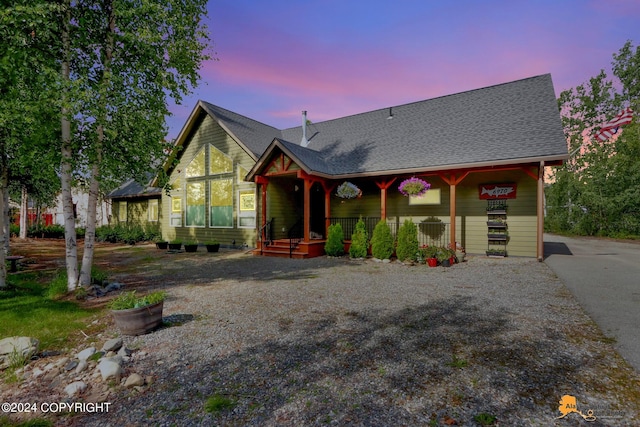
[398,177,431,197]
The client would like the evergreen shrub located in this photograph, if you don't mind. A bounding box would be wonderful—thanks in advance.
[324,223,344,256]
[396,219,419,262]
[370,220,394,260]
[349,218,368,258]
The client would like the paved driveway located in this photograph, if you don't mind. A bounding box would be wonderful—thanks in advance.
[544,233,640,372]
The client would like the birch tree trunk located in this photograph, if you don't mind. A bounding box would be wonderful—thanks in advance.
[79,0,113,287]
[19,186,27,239]
[61,0,78,291]
[79,132,102,286]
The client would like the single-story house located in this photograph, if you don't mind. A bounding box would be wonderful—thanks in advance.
[108,175,162,226]
[123,74,569,259]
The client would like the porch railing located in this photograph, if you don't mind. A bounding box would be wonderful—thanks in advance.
[326,217,450,248]
[259,217,274,255]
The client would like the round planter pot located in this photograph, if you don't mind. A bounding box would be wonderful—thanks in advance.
[206,244,220,253]
[441,259,451,267]
[184,244,198,253]
[111,301,164,336]
[427,258,438,267]
[156,241,168,250]
[168,243,182,250]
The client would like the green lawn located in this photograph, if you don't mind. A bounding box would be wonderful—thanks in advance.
[0,273,100,350]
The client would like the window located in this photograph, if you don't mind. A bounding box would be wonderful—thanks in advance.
[238,190,256,228]
[237,165,249,183]
[210,145,233,175]
[148,199,159,222]
[118,201,127,222]
[186,149,205,177]
[409,188,441,205]
[170,178,182,227]
[186,182,206,227]
[210,179,233,227]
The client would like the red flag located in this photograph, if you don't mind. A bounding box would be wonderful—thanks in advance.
[595,108,634,142]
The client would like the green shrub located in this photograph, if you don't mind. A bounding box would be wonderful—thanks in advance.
[324,223,344,256]
[95,223,159,244]
[396,219,419,262]
[9,223,19,237]
[27,224,66,239]
[370,220,394,260]
[349,218,368,258]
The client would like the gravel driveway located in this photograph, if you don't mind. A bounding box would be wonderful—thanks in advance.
[62,251,640,425]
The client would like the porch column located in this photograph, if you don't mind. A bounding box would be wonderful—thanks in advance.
[324,188,331,237]
[255,176,268,235]
[375,178,396,221]
[449,177,456,248]
[303,178,311,242]
[537,161,545,261]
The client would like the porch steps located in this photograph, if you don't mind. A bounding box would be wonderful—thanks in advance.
[253,239,308,259]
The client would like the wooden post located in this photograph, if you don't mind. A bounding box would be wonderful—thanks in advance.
[537,161,545,261]
[325,188,331,237]
[255,176,268,238]
[304,179,311,242]
[375,178,396,221]
[449,176,456,249]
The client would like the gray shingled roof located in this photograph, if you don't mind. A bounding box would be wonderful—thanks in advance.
[108,174,161,199]
[274,74,567,176]
[200,101,281,158]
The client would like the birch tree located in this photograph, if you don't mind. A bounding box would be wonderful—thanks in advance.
[0,1,62,288]
[69,0,210,288]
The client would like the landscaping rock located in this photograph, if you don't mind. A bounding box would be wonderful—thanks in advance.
[124,373,144,388]
[0,337,39,370]
[97,359,122,381]
[77,347,96,361]
[64,381,87,397]
[75,360,88,374]
[102,338,123,352]
[64,359,79,371]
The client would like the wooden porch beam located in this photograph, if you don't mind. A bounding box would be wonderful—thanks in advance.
[521,166,539,181]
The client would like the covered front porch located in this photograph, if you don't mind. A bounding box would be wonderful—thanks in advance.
[248,144,548,260]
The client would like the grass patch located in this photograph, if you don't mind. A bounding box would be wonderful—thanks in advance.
[204,394,237,414]
[446,355,468,368]
[473,412,497,425]
[0,273,99,351]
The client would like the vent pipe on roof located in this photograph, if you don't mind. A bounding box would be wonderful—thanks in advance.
[301,110,309,147]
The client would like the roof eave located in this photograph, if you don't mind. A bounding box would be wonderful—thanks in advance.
[302,154,569,180]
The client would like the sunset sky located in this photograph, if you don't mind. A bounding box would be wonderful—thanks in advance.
[166,0,640,140]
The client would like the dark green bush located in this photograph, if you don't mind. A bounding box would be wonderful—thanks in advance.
[370,220,394,260]
[95,223,160,245]
[27,224,66,239]
[9,223,19,237]
[396,219,419,262]
[324,223,344,257]
[349,218,368,258]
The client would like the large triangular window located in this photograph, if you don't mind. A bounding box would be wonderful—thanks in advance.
[209,145,233,175]
[186,149,205,178]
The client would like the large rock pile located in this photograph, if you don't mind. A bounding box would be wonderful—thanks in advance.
[5,336,153,403]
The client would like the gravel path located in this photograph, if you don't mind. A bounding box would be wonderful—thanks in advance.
[7,248,639,426]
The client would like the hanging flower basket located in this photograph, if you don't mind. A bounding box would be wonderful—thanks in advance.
[336,181,362,199]
[398,177,431,197]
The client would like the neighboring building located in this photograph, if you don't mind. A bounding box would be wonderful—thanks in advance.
[151,74,567,258]
[50,187,111,228]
